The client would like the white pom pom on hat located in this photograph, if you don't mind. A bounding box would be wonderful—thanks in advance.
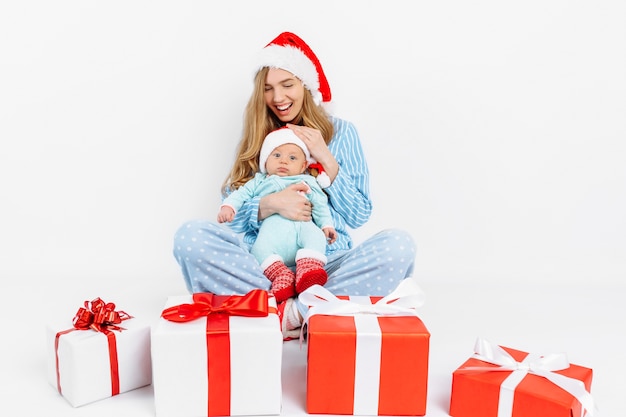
[256,32,331,106]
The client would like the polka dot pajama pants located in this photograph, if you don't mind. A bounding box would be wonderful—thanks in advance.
[173,220,416,314]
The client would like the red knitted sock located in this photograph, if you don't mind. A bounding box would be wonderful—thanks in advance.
[264,260,296,303]
[295,257,327,294]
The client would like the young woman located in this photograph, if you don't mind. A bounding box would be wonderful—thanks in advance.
[173,32,416,339]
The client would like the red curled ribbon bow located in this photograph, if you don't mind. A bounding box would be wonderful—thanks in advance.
[72,297,132,332]
[161,289,269,322]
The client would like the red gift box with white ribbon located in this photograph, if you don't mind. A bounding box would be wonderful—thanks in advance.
[299,279,430,416]
[46,297,152,407]
[449,338,596,417]
[151,290,282,417]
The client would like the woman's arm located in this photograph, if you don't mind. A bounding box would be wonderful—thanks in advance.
[324,119,372,228]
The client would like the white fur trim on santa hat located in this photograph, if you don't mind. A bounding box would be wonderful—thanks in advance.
[259,128,311,174]
[257,44,323,105]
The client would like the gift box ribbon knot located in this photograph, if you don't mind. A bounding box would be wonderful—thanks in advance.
[161,289,271,322]
[299,278,425,325]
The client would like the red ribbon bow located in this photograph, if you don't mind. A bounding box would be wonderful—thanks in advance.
[161,289,270,322]
[72,298,132,332]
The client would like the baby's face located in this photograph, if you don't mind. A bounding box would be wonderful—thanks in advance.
[265,143,307,177]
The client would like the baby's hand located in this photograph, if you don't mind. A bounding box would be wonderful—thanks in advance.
[217,206,235,223]
[323,227,337,245]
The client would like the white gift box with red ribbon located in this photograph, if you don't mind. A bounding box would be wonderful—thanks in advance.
[45,299,152,407]
[151,290,282,417]
[299,279,430,416]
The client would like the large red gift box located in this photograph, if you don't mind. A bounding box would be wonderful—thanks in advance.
[449,338,595,417]
[151,290,282,417]
[300,279,430,416]
[46,297,152,407]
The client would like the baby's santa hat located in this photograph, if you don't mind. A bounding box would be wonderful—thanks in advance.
[259,127,331,188]
[257,32,331,106]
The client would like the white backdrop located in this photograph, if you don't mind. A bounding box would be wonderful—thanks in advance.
[1,1,625,289]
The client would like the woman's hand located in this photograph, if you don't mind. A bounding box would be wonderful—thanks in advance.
[287,123,339,181]
[259,183,312,221]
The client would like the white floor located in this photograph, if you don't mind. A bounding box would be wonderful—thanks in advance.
[2,276,623,417]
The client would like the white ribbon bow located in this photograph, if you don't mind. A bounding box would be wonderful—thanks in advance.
[299,278,425,327]
[464,338,596,417]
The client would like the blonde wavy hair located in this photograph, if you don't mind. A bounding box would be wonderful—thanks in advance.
[221,67,334,195]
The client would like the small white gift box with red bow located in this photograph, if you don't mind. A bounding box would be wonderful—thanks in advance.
[449,338,596,417]
[299,279,430,416]
[45,298,152,407]
[151,290,283,417]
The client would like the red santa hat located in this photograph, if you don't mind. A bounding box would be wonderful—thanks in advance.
[257,32,331,105]
[259,127,331,188]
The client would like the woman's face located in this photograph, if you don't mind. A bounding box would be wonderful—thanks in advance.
[264,68,306,123]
